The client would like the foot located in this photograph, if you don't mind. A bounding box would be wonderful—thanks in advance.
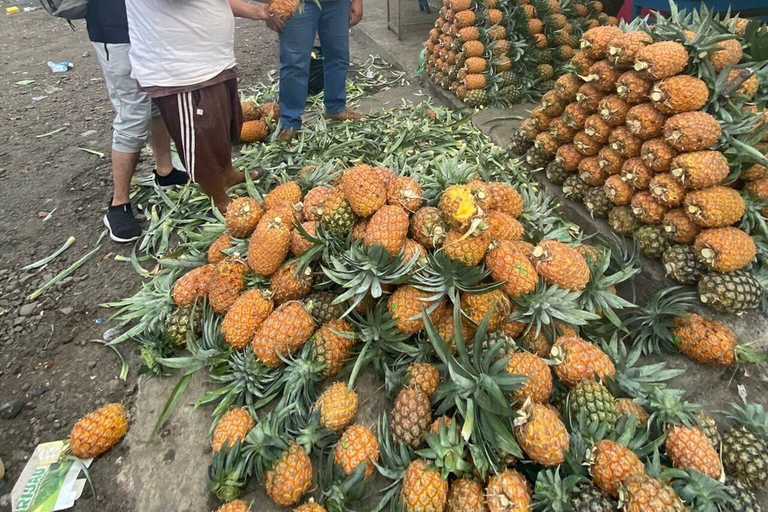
[154,168,190,189]
[222,169,260,190]
[324,110,365,122]
[277,129,298,142]
[103,203,142,243]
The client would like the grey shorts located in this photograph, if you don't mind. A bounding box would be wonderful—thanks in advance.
[92,42,160,153]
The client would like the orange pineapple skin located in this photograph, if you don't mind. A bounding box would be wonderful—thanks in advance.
[487,183,523,217]
[208,234,233,264]
[240,120,268,142]
[172,264,215,307]
[402,459,449,512]
[447,478,486,512]
[615,398,650,427]
[270,262,314,303]
[515,402,569,466]
[532,240,590,291]
[268,0,300,22]
[664,112,722,152]
[264,181,302,211]
[391,387,432,448]
[411,206,448,248]
[684,186,745,228]
[620,474,687,512]
[439,184,479,231]
[364,204,410,256]
[649,173,687,207]
[222,289,274,349]
[251,301,315,367]
[460,288,511,331]
[341,164,388,217]
[212,407,255,452]
[310,318,356,379]
[616,70,652,104]
[486,241,540,298]
[672,313,737,367]
[208,259,248,314]
[443,228,492,267]
[580,26,623,60]
[264,442,312,507]
[247,213,292,276]
[589,439,645,497]
[403,239,428,264]
[666,426,723,479]
[226,197,264,238]
[303,186,332,221]
[506,352,553,404]
[608,31,653,68]
[742,163,768,181]
[334,424,379,478]
[388,176,424,213]
[662,209,701,244]
[694,227,756,272]
[406,362,441,396]
[315,381,358,432]
[631,191,668,225]
[621,157,653,189]
[485,469,531,512]
[215,499,250,512]
[69,403,129,459]
[634,41,689,80]
[552,335,615,387]
[485,210,524,242]
[291,220,317,256]
[709,38,743,72]
[670,151,729,190]
[388,285,444,335]
[651,75,709,114]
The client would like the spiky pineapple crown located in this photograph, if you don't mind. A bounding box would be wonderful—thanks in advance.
[208,439,249,503]
[270,342,328,411]
[293,220,348,273]
[241,406,295,481]
[720,402,768,441]
[511,282,601,337]
[412,251,499,305]
[374,413,418,511]
[644,387,701,431]
[318,450,369,512]
[426,302,525,476]
[532,468,596,512]
[417,156,477,205]
[667,468,733,512]
[416,418,474,479]
[295,160,341,190]
[629,286,698,357]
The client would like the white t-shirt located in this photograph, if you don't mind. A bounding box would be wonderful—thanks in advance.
[125,0,237,88]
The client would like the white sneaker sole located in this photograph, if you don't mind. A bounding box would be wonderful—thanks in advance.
[103,214,141,243]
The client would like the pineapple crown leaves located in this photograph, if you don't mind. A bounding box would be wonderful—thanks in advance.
[628,286,698,357]
[568,409,659,458]
[718,402,768,440]
[510,282,601,337]
[576,246,639,328]
[372,413,417,511]
[412,252,500,305]
[739,193,768,239]
[242,406,296,480]
[517,186,565,240]
[318,451,370,512]
[294,160,342,190]
[645,387,701,431]
[532,468,585,512]
[293,220,348,274]
[288,407,336,456]
[417,156,478,205]
[666,469,733,512]
[415,418,474,479]
[322,242,418,317]
[270,342,328,411]
[742,20,768,63]
[425,302,526,468]
[207,439,249,503]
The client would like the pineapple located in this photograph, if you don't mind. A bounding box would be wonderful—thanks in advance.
[222,289,274,349]
[721,404,768,489]
[616,70,652,104]
[252,301,315,368]
[742,163,768,182]
[240,120,268,142]
[586,59,622,93]
[208,259,248,313]
[364,204,410,256]
[309,318,356,379]
[584,187,612,218]
[588,440,645,497]
[631,191,668,224]
[388,176,423,213]
[641,138,678,172]
[584,114,612,145]
[439,184,479,231]
[670,151,729,189]
[461,289,511,330]
[604,175,633,206]
[485,241,539,298]
[164,306,199,347]
[69,403,128,459]
[576,83,604,113]
[649,173,686,207]
[486,210,524,243]
[618,474,687,512]
[291,221,317,257]
[247,213,292,276]
[571,483,618,512]
[556,144,584,172]
[305,292,345,324]
[443,228,492,267]
[722,480,765,512]
[562,103,589,130]
[662,244,706,285]
[212,407,254,452]
[609,206,639,235]
[563,175,591,202]
[598,95,629,127]
[388,285,443,335]
[532,240,590,291]
[259,101,280,121]
[579,156,607,186]
[650,75,709,114]
[550,335,615,387]
[664,112,722,152]
[241,100,260,122]
[709,38,743,72]
[485,469,531,512]
[303,185,332,221]
[597,146,625,176]
[320,188,356,236]
[667,425,723,479]
[671,313,743,367]
[513,401,569,466]
[340,164,388,217]
[607,31,653,68]
[569,379,617,427]
[663,208,701,244]
[334,424,379,478]
[698,270,762,314]
[294,501,326,512]
[506,352,552,405]
[634,41,690,80]
[315,381,359,432]
[401,459,449,512]
[411,207,448,249]
[545,160,571,185]
[625,103,665,140]
[635,225,671,259]
[554,73,583,102]
[684,186,745,228]
[406,362,441,396]
[580,26,623,60]
[215,500,250,512]
[615,399,650,428]
[208,234,233,264]
[264,181,302,211]
[621,158,653,189]
[391,387,432,448]
[172,264,214,307]
[264,442,313,506]
[447,478,485,512]
[694,227,756,272]
[225,197,264,238]
[609,127,642,158]
[270,262,313,303]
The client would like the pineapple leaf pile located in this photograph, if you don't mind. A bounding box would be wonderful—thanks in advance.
[102,58,768,512]
[511,6,768,317]
[422,0,618,108]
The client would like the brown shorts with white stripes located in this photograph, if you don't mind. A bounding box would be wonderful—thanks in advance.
[152,77,243,184]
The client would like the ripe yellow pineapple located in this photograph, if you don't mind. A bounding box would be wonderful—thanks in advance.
[212,407,255,452]
[208,234,233,264]
[649,173,687,207]
[532,240,590,291]
[664,112,722,152]
[264,181,302,211]
[588,439,645,497]
[439,184,480,231]
[270,262,314,303]
[252,301,315,368]
[69,403,128,459]
[615,398,650,428]
[303,185,332,221]
[460,288,511,331]
[334,424,379,478]
[447,478,485,512]
[666,425,723,479]
[484,210,525,243]
[684,186,745,228]
[670,151,729,189]
[222,289,274,349]
[240,120,268,143]
[486,241,539,298]
[604,175,634,206]
[364,204,411,256]
[410,206,448,249]
[694,227,756,273]
[241,100,260,122]
[550,335,615,387]
[650,75,709,114]
[391,387,432,448]
[406,362,441,396]
[208,259,248,314]
[709,38,743,72]
[291,221,317,257]
[247,212,292,276]
[663,209,701,244]
[388,285,444,335]
[485,469,531,512]
[607,31,653,68]
[631,191,668,224]
[388,176,423,213]
[401,459,449,512]
[634,41,690,80]
[506,352,552,404]
[264,442,313,506]
[618,474,687,512]
[443,228,492,267]
[225,197,264,238]
[625,103,665,140]
[616,70,653,104]
[580,26,623,60]
[172,264,214,307]
[514,401,569,466]
[310,318,356,379]
[267,0,299,21]
[315,382,358,432]
[340,164,388,217]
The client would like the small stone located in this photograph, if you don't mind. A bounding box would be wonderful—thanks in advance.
[82,51,90,58]
[59,307,74,316]
[21,383,30,391]
[0,400,24,419]
[80,130,97,138]
[13,317,25,327]
[53,419,62,429]
[29,384,48,399]
[87,361,97,370]
[12,449,26,461]
[18,303,38,316]
[46,413,56,422]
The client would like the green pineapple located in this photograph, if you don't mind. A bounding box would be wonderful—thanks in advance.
[503,87,524,104]
[538,49,554,64]
[164,306,200,347]
[721,403,768,490]
[568,379,617,428]
[695,412,721,451]
[635,225,671,259]
[572,482,618,512]
[465,88,489,108]
[305,291,345,324]
[583,187,612,218]
[498,71,519,88]
[698,270,763,315]
[545,159,571,186]
[563,175,590,202]
[321,192,356,236]
[480,330,518,359]
[510,129,535,155]
[608,206,639,236]
[722,480,765,512]
[537,64,555,81]
[526,146,553,169]
[662,245,706,285]
[533,469,617,512]
[538,79,556,92]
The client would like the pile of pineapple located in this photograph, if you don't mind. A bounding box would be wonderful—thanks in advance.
[239,100,281,143]
[511,9,768,316]
[422,0,617,107]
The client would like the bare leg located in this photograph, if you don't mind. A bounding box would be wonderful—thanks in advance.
[149,117,174,176]
[112,150,140,206]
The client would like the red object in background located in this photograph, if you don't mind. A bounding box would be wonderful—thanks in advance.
[618,0,668,21]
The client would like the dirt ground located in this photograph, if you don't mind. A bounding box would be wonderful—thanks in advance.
[0,9,278,510]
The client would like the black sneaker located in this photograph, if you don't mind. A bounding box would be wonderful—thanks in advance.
[103,203,142,243]
[154,168,190,189]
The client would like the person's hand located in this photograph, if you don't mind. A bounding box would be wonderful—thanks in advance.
[350,0,363,27]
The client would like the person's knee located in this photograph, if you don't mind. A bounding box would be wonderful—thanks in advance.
[112,127,148,154]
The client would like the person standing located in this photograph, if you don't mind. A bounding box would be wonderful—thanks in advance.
[86,0,189,242]
[277,0,364,140]
[124,0,281,215]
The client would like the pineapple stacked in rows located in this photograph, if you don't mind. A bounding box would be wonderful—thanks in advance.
[510,21,767,315]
